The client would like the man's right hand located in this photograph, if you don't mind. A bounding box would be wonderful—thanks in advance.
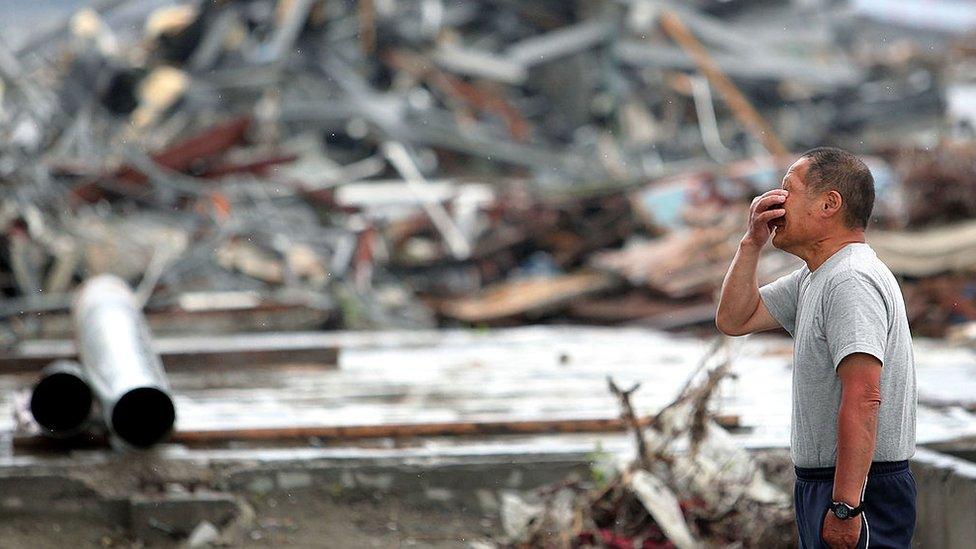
[743,189,788,248]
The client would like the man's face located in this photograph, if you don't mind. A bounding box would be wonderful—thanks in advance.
[770,158,820,252]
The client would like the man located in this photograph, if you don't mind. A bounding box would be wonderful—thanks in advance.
[715,147,917,548]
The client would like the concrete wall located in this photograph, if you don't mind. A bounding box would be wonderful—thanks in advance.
[911,448,976,548]
[221,454,593,511]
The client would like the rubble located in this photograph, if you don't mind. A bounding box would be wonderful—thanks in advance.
[0,0,971,342]
[0,5,973,547]
[496,340,793,548]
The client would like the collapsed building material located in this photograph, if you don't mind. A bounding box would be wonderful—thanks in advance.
[614,41,863,89]
[568,293,718,329]
[657,10,790,157]
[73,275,175,448]
[901,275,976,338]
[499,340,793,547]
[895,143,976,228]
[0,0,968,342]
[869,220,976,276]
[1,330,342,373]
[29,359,94,438]
[590,215,800,299]
[1,294,334,340]
[436,271,620,324]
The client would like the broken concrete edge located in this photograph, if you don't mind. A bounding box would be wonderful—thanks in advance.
[128,490,250,545]
[910,447,976,549]
[0,470,253,545]
[0,441,799,518]
[0,449,597,544]
[8,444,970,545]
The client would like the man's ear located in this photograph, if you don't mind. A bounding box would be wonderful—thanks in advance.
[823,190,843,218]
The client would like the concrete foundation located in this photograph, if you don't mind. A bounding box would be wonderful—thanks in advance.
[912,448,976,548]
[0,445,970,547]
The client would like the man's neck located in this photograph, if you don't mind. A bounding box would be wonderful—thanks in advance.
[798,231,866,272]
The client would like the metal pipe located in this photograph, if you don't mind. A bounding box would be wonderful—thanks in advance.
[73,275,176,448]
[29,360,94,438]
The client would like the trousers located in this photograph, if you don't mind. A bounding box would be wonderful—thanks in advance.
[794,460,916,548]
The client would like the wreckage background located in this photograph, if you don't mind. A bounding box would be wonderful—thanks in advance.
[0,0,973,547]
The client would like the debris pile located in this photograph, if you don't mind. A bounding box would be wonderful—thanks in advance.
[0,0,974,341]
[496,342,793,548]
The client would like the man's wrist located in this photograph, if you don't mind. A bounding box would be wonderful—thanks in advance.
[739,236,763,252]
[832,481,864,507]
[831,492,862,506]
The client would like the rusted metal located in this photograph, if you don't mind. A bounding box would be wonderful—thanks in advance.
[12,414,741,450]
[199,153,298,178]
[72,117,252,202]
[173,414,741,445]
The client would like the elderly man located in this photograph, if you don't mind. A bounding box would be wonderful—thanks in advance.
[715,147,917,548]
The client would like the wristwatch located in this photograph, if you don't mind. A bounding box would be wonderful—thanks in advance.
[829,501,864,520]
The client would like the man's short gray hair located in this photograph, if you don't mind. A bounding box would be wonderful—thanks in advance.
[799,147,875,229]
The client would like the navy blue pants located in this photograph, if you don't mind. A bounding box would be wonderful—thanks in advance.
[794,460,916,548]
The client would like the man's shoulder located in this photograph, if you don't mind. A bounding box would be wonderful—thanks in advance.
[824,268,886,290]
[824,246,892,288]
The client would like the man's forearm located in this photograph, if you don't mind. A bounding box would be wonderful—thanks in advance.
[716,239,763,332]
[833,387,881,505]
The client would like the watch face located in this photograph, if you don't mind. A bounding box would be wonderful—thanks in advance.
[834,505,849,519]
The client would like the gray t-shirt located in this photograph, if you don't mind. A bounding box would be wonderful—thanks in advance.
[759,243,916,468]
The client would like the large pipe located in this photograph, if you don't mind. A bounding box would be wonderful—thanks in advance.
[73,275,176,448]
[29,360,94,438]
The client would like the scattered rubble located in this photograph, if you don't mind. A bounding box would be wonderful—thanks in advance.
[1,4,976,543]
[495,341,793,548]
[0,0,974,342]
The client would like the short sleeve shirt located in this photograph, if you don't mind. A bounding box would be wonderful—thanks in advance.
[759,243,917,468]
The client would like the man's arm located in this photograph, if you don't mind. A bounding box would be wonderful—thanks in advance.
[715,189,787,336]
[716,241,779,335]
[822,352,882,548]
[834,352,882,503]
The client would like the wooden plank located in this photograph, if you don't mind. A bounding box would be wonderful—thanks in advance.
[13,301,332,340]
[437,271,621,323]
[12,414,741,450]
[0,332,341,373]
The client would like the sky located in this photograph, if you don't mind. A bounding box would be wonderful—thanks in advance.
[0,0,88,48]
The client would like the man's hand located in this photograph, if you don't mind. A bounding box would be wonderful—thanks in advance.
[822,512,861,548]
[743,189,788,248]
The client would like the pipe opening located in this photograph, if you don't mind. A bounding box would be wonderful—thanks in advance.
[111,387,176,448]
[30,372,93,435]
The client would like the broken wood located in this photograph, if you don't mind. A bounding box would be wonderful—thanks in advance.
[658,10,789,157]
[0,331,341,373]
[13,414,742,450]
[437,271,621,323]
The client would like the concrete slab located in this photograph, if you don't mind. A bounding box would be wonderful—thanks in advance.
[946,471,976,548]
[0,474,127,524]
[910,458,949,548]
[912,448,976,548]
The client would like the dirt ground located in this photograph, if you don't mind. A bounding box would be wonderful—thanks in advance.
[0,450,794,547]
[0,493,497,548]
[241,495,495,548]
